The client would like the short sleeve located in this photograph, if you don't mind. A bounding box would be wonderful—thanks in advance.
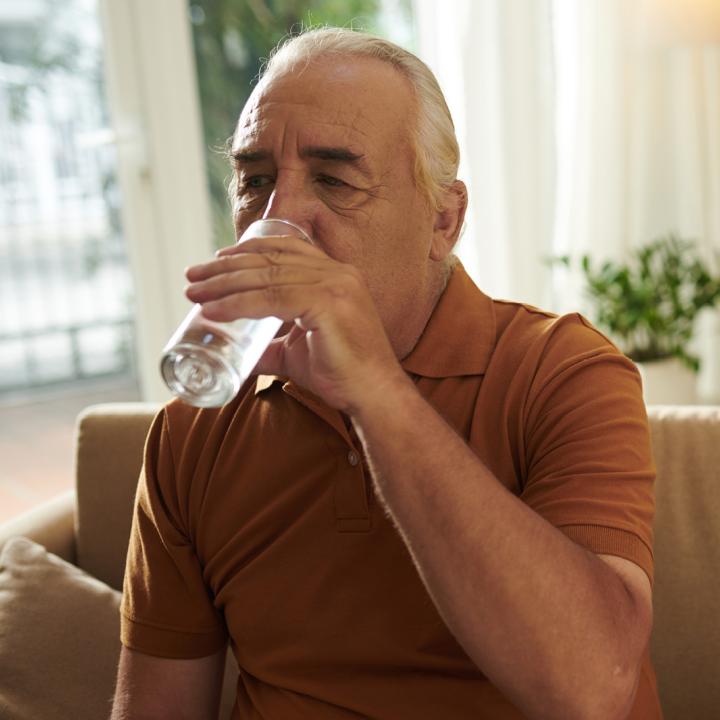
[521,315,656,584]
[120,408,228,658]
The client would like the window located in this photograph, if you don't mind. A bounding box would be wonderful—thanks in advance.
[0,0,137,395]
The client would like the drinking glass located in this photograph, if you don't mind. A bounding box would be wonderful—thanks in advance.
[160,218,310,407]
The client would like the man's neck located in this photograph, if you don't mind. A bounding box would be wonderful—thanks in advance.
[396,259,455,361]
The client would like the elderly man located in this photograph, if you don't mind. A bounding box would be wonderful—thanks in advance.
[112,28,660,720]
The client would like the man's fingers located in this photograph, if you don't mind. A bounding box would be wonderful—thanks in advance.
[186,265,327,303]
[186,248,330,282]
[255,324,308,376]
[199,282,344,326]
[215,234,324,259]
[284,323,308,349]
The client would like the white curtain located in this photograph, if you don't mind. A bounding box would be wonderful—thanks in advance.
[413,0,720,401]
[413,0,555,309]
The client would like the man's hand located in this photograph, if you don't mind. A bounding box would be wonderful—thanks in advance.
[185,235,408,412]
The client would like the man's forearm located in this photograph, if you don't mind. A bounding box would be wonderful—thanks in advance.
[350,374,645,720]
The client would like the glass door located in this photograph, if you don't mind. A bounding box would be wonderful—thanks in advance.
[0,0,138,396]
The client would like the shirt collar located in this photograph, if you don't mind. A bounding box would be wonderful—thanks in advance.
[400,260,496,378]
[255,374,278,394]
[255,259,495,394]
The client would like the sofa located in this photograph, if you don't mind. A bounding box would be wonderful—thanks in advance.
[0,402,718,719]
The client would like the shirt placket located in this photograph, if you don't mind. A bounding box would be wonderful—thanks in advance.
[281,381,371,533]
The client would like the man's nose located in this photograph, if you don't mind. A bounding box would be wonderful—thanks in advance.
[262,171,315,233]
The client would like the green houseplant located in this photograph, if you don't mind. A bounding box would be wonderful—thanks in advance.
[553,234,720,372]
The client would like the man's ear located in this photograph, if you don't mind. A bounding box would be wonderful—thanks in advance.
[430,180,468,261]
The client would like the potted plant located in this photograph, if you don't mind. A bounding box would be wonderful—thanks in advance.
[552,234,720,404]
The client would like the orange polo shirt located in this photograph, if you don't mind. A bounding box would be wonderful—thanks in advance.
[120,262,661,718]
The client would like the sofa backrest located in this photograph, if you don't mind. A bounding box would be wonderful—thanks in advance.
[75,402,720,719]
[647,405,720,719]
[74,403,159,591]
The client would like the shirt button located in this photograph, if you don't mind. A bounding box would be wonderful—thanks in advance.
[347,450,360,467]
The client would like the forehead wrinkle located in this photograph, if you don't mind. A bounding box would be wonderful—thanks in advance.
[234,117,372,160]
[238,94,375,134]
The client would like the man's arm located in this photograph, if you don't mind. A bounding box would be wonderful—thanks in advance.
[110,645,226,720]
[350,375,652,720]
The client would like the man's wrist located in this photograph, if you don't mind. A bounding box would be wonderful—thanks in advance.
[347,366,420,428]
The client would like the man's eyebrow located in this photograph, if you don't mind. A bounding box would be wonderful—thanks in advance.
[230,145,373,178]
[302,146,363,163]
[302,146,372,176]
[231,149,271,164]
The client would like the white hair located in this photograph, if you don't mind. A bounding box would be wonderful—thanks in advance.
[256,26,461,212]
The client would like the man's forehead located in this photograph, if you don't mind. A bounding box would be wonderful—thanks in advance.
[236,94,375,141]
[233,58,413,150]
[231,106,383,172]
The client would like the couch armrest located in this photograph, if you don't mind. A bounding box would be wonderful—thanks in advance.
[0,489,76,563]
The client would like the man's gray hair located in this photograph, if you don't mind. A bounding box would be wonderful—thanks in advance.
[259,27,460,212]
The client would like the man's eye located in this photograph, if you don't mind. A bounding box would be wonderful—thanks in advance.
[318,174,346,188]
[240,176,273,192]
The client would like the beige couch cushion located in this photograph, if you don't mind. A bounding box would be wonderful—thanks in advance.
[0,490,76,563]
[0,536,122,720]
[74,403,159,591]
[648,405,720,719]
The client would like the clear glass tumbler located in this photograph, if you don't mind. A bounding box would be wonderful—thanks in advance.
[160,218,311,407]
